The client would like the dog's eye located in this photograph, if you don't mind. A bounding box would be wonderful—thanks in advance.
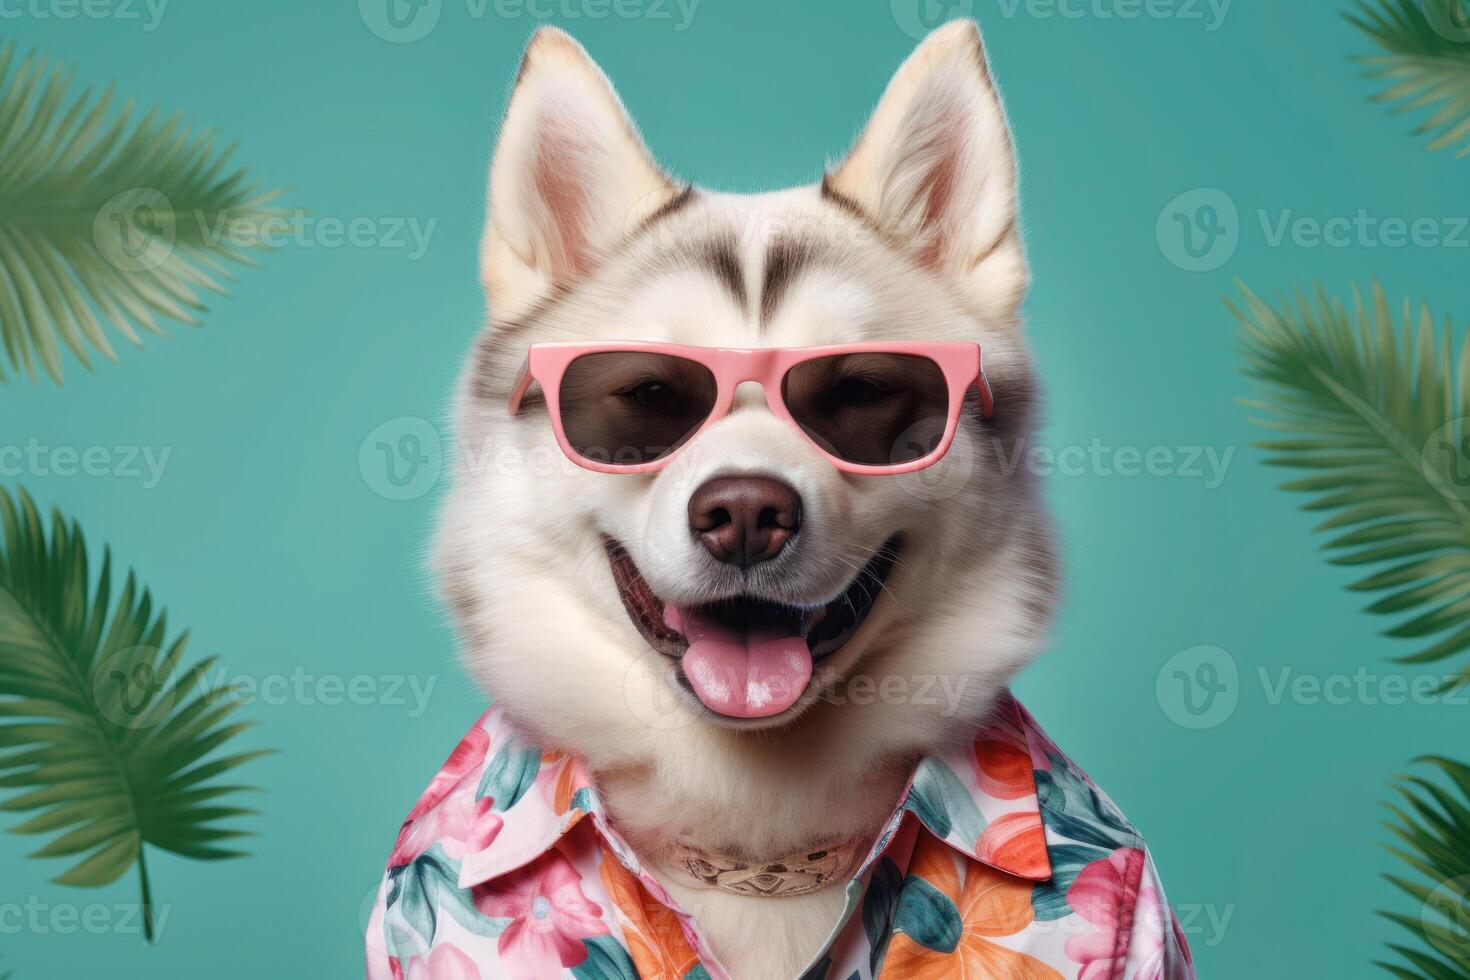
[827,377,888,407]
[627,381,676,409]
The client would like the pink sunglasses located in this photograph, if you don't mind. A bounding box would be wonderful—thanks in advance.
[508,341,994,475]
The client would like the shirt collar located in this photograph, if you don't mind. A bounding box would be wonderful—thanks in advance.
[443,691,1052,891]
[891,690,1054,882]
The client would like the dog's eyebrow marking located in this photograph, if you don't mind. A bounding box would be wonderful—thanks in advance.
[633,183,696,236]
[819,174,881,233]
[468,186,698,393]
[818,174,912,256]
[699,233,748,312]
[759,237,816,325]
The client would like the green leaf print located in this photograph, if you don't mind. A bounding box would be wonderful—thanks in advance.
[893,876,963,954]
[905,758,986,848]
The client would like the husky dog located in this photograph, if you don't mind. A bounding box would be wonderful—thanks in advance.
[436,20,1058,978]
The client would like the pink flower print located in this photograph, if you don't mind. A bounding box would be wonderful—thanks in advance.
[464,800,504,856]
[1065,847,1146,980]
[410,727,490,823]
[391,791,502,866]
[405,943,482,980]
[1126,886,1193,980]
[476,848,610,977]
[390,727,493,867]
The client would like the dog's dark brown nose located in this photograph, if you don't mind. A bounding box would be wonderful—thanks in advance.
[688,476,802,567]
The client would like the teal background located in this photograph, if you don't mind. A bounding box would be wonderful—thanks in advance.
[2,1,1467,976]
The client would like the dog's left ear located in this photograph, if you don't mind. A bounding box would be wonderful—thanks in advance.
[483,28,680,322]
[826,20,1027,322]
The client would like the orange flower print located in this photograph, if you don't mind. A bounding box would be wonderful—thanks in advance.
[879,835,1062,980]
[972,734,1036,801]
[598,847,700,979]
[539,751,585,816]
[976,811,1050,881]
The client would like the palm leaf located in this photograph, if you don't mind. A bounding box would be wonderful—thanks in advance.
[1233,281,1470,691]
[0,38,284,385]
[1349,0,1470,156]
[1377,757,1470,978]
[0,487,268,941]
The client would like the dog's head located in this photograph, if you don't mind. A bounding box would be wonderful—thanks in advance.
[438,21,1057,768]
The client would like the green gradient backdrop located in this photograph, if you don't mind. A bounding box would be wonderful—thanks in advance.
[2,1,1466,976]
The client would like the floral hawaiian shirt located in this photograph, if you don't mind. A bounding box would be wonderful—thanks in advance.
[365,692,1195,979]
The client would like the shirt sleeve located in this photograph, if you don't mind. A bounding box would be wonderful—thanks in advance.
[1121,847,1196,980]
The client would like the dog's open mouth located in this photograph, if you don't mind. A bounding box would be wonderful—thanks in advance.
[607,538,901,721]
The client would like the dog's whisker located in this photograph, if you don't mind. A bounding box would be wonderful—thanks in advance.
[842,541,916,577]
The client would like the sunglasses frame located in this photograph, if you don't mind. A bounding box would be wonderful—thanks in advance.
[508,340,994,475]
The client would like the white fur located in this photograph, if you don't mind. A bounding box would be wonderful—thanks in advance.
[437,22,1056,979]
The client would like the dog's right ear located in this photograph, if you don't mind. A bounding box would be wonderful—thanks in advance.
[826,20,1027,323]
[482,28,679,322]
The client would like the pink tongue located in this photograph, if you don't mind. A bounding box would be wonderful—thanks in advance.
[664,606,812,719]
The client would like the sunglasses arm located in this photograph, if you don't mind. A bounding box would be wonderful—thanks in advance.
[977,368,995,418]
[507,358,535,415]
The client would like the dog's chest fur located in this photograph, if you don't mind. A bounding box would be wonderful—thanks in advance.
[656,879,851,979]
[595,756,911,978]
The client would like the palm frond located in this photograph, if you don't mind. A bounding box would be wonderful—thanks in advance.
[1233,281,1470,691]
[0,38,284,385]
[1348,0,1470,156]
[0,487,268,941]
[1377,756,1470,978]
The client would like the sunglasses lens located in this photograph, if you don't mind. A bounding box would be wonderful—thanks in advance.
[782,353,951,466]
[558,352,718,466]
